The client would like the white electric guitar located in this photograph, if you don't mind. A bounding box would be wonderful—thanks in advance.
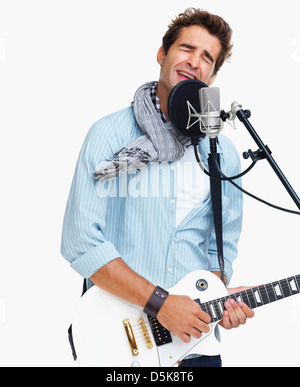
[70,270,300,367]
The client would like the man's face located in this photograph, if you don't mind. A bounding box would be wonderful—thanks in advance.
[157,25,222,112]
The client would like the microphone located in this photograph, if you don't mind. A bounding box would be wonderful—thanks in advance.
[198,87,223,139]
[167,80,223,143]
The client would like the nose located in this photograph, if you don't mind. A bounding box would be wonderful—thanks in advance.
[187,52,200,69]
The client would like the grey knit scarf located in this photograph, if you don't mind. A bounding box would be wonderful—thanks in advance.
[93,81,190,181]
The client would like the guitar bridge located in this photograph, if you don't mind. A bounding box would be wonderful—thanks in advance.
[123,318,139,356]
[138,316,153,349]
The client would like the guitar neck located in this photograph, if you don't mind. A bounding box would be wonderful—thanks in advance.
[199,274,300,323]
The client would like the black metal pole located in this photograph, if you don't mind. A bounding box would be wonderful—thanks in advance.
[236,109,300,210]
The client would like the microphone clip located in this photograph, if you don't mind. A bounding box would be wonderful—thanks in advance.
[242,147,272,162]
[220,101,251,130]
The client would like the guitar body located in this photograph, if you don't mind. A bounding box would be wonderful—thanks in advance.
[71,270,228,367]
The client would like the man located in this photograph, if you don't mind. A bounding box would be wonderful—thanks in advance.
[61,8,254,367]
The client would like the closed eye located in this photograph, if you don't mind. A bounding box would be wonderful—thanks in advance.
[203,50,214,66]
[178,43,195,52]
[178,44,215,66]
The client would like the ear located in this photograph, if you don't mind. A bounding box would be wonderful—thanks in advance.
[207,72,217,86]
[157,46,166,66]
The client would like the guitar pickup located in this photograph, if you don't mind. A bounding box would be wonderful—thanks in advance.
[148,316,172,347]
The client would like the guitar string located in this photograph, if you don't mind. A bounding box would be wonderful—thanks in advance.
[133,279,300,324]
[131,279,300,347]
[130,278,300,341]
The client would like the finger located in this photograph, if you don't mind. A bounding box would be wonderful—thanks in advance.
[238,301,255,319]
[198,307,212,324]
[191,314,210,334]
[219,310,231,329]
[227,300,254,325]
[197,320,210,334]
[177,332,191,343]
[230,300,248,325]
[189,327,203,339]
[224,299,240,327]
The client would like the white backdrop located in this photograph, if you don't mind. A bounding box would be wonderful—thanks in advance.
[0,0,299,367]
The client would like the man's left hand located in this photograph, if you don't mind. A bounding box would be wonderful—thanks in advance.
[218,286,255,329]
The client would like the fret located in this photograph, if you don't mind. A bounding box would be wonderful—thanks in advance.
[265,283,277,303]
[200,301,210,317]
[285,278,293,295]
[280,278,292,298]
[287,276,300,293]
[288,277,297,292]
[200,300,223,322]
[258,285,270,305]
[245,288,257,309]
[239,290,251,307]
[208,302,217,321]
[199,301,209,318]
[218,300,225,315]
[232,292,242,303]
[201,297,231,322]
[198,299,211,320]
[253,289,262,305]
[243,286,269,308]
[220,296,230,312]
[213,300,223,321]
[272,281,284,299]
[296,275,300,291]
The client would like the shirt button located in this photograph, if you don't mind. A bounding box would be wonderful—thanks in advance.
[170,199,175,205]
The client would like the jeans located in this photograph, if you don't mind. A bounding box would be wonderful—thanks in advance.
[178,355,222,367]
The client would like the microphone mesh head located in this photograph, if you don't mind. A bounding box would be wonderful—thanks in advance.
[200,87,220,113]
[199,87,222,132]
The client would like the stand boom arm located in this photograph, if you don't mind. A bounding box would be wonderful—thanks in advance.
[235,108,300,210]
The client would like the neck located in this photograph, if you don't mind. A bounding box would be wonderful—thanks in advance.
[199,274,300,323]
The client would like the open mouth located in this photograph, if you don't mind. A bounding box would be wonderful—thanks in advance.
[176,71,196,81]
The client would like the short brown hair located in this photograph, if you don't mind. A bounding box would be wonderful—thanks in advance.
[162,8,233,75]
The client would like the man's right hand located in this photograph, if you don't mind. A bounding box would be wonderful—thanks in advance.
[156,294,211,343]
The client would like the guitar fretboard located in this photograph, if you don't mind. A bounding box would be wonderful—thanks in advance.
[198,274,300,322]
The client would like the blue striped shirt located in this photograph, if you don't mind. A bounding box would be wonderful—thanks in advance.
[61,106,243,288]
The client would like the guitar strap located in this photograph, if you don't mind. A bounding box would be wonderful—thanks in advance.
[208,152,226,287]
[68,279,87,361]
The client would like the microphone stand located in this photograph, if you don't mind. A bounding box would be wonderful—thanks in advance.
[221,104,300,211]
[192,135,226,286]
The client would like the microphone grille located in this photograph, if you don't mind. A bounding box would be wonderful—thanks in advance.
[198,87,222,135]
[199,87,220,113]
